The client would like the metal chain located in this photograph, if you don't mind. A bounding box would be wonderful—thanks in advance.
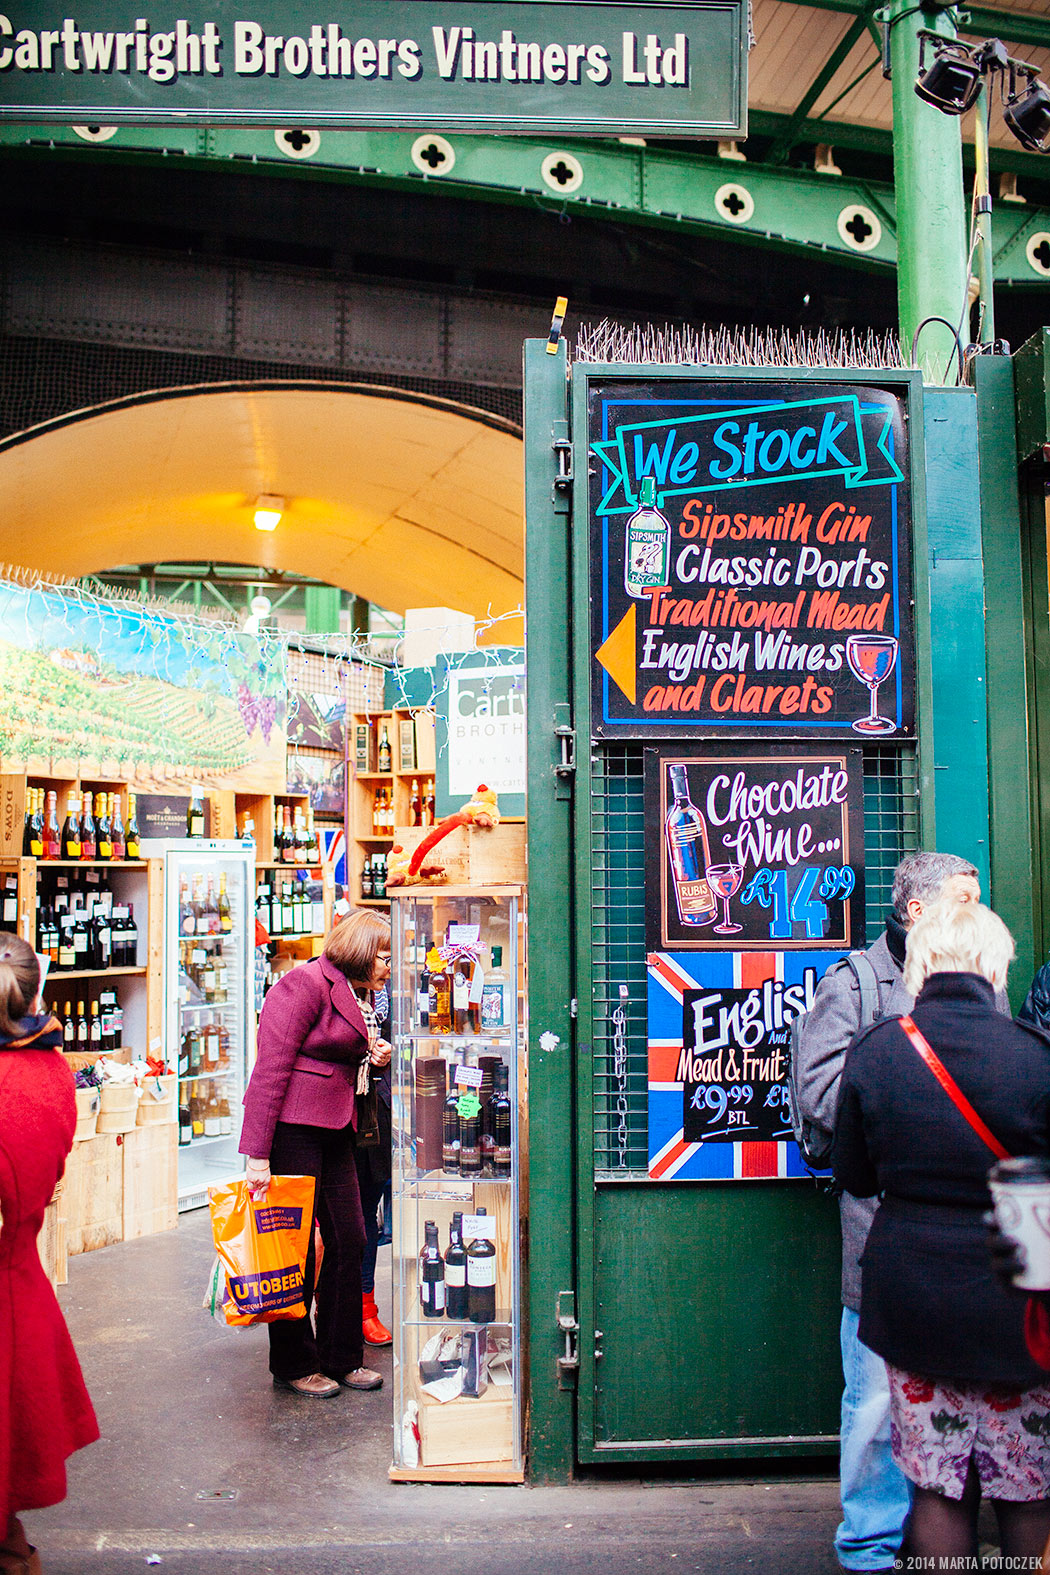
[612,984,630,1169]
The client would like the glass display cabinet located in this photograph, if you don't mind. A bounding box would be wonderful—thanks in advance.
[389,885,523,1482]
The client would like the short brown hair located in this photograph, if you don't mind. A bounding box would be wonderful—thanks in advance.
[323,908,390,985]
[0,931,40,1037]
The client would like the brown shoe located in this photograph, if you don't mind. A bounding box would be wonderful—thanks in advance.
[337,1367,383,1390]
[273,1372,341,1398]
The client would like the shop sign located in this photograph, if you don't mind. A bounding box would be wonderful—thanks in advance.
[0,2,747,134]
[643,743,864,1182]
[437,655,525,817]
[590,379,915,738]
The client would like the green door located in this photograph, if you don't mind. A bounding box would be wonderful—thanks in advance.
[524,342,985,1474]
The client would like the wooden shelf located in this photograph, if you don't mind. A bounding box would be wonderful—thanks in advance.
[359,835,395,844]
[356,898,391,907]
[357,771,395,781]
[44,965,147,981]
[254,860,321,871]
[35,859,148,869]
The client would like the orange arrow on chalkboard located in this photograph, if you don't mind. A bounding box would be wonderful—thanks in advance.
[595,605,636,705]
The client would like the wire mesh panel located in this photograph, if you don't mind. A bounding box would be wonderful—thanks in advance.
[589,743,920,1179]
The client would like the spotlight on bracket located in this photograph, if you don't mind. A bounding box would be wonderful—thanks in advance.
[1003,78,1050,152]
[915,38,982,114]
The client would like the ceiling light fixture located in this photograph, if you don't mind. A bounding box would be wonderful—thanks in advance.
[254,494,284,532]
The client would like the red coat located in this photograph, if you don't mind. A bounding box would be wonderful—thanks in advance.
[0,1036,99,1519]
[239,956,368,1161]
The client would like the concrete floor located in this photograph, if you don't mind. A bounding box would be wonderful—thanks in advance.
[26,1212,847,1575]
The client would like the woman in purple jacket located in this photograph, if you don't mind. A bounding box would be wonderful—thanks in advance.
[240,909,391,1398]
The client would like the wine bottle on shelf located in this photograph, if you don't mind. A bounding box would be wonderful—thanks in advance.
[418,1219,446,1319]
[410,779,422,827]
[361,860,374,902]
[481,946,509,1035]
[378,724,392,774]
[21,787,32,857]
[187,785,206,839]
[23,788,41,857]
[466,1209,497,1324]
[79,792,96,860]
[281,879,295,935]
[492,1062,513,1177]
[88,1000,102,1049]
[373,855,387,902]
[1,876,16,929]
[190,1086,205,1139]
[305,805,319,864]
[43,791,61,861]
[219,1096,233,1136]
[125,793,141,860]
[61,795,82,861]
[96,794,112,861]
[178,1099,192,1146]
[423,779,436,827]
[123,904,138,967]
[110,795,125,861]
[217,874,232,934]
[444,1212,468,1320]
[459,1084,481,1177]
[256,880,272,935]
[62,1000,74,1051]
[75,999,88,1049]
[90,901,112,970]
[416,940,430,1028]
[273,801,284,861]
[57,918,76,972]
[71,907,90,969]
[441,1065,461,1174]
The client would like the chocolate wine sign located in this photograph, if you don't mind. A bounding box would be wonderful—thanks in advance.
[644,745,865,951]
[590,378,915,738]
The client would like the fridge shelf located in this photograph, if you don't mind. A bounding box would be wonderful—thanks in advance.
[46,965,146,980]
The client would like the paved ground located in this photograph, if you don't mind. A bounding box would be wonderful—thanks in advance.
[26,1212,850,1575]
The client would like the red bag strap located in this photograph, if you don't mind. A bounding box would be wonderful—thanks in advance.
[898,1014,1011,1161]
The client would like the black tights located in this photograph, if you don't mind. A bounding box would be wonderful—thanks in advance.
[903,1462,1050,1562]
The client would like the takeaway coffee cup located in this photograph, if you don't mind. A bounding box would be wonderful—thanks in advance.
[988,1156,1050,1291]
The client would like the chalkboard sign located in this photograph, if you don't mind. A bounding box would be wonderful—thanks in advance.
[644,745,865,951]
[589,378,914,738]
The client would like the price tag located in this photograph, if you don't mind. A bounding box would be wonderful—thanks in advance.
[456,1092,481,1121]
[447,923,480,947]
[454,1064,483,1089]
[462,1213,497,1242]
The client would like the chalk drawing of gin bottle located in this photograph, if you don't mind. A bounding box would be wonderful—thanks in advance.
[665,765,718,927]
[624,477,671,599]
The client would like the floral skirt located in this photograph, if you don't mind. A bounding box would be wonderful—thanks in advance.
[887,1365,1050,1502]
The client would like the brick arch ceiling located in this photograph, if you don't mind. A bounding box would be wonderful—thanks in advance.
[0,383,524,641]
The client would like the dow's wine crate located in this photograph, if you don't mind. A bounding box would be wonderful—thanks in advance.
[392,824,525,886]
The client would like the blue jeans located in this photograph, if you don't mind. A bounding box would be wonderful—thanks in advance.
[835,1307,913,1571]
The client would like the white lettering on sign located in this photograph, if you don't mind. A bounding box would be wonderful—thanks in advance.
[0,16,693,89]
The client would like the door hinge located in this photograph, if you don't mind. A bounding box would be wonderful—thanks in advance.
[554,723,576,779]
[556,1290,579,1388]
[552,420,572,514]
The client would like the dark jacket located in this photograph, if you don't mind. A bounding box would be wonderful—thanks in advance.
[833,971,1050,1385]
[239,956,368,1161]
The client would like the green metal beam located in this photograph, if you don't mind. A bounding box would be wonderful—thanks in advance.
[2,121,1050,286]
[766,11,876,164]
[773,0,1050,51]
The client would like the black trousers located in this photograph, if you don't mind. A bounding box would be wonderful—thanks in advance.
[267,1118,366,1381]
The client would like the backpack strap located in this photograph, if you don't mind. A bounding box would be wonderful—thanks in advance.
[847,951,883,1031]
[898,1014,1011,1160]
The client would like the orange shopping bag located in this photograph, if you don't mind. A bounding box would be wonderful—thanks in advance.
[208,1175,316,1326]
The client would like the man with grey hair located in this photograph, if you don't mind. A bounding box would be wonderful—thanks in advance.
[796,850,982,1575]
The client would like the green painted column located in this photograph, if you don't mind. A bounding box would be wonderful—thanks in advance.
[889,0,969,383]
[303,584,342,635]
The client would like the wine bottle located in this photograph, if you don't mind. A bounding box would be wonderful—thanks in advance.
[75,999,88,1048]
[71,906,90,969]
[423,779,435,827]
[1,876,16,929]
[57,918,76,972]
[88,1000,102,1049]
[441,1064,461,1174]
[481,945,509,1034]
[305,805,319,864]
[283,806,297,863]
[418,1219,446,1318]
[178,1100,192,1146]
[187,784,205,838]
[664,764,718,927]
[124,903,138,967]
[410,778,422,827]
[28,789,43,860]
[492,1062,512,1177]
[444,1212,468,1320]
[428,947,452,1034]
[61,795,82,861]
[466,1209,497,1324]
[90,901,112,970]
[217,873,232,933]
[416,939,430,1028]
[110,794,125,861]
[43,791,61,861]
[125,793,141,860]
[22,788,36,857]
[96,793,112,861]
[453,958,479,1035]
[80,791,96,860]
[62,999,75,1051]
[378,724,392,774]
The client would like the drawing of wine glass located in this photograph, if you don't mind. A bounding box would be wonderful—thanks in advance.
[845,634,899,735]
[706,863,744,935]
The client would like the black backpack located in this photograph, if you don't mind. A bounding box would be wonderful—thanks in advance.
[787,951,882,1171]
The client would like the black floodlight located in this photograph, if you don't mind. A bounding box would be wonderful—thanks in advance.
[915,37,982,114]
[1003,77,1050,152]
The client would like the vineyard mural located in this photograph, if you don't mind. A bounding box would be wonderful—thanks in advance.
[0,576,286,792]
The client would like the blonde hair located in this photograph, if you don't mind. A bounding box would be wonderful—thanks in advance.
[0,931,40,1037]
[323,908,390,986]
[903,898,1014,997]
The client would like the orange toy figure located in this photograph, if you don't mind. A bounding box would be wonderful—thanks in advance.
[406,785,501,877]
[385,843,447,889]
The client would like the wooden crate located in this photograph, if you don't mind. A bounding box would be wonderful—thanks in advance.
[35,1185,68,1287]
[417,1382,515,1469]
[122,1123,178,1241]
[392,825,525,886]
[63,1132,124,1255]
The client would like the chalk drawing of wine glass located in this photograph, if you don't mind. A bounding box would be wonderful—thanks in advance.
[845,634,899,735]
[706,863,744,936]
